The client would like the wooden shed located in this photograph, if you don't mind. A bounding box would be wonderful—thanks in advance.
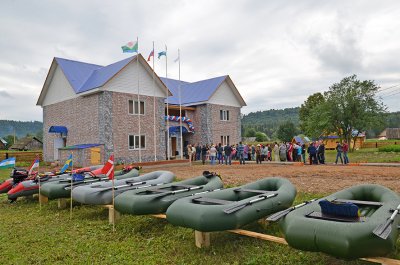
[9,136,43,151]
[378,128,400,140]
[0,137,7,150]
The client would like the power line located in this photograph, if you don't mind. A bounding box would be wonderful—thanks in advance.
[378,83,400,92]
[379,87,400,97]
[381,90,400,98]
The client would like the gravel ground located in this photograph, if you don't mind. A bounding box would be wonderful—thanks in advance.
[141,162,400,194]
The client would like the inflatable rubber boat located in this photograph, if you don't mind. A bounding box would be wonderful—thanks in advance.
[0,168,33,194]
[166,177,296,232]
[115,171,223,215]
[268,184,400,259]
[40,167,140,200]
[71,171,175,205]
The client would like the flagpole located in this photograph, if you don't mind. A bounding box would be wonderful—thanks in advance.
[70,152,73,219]
[136,37,142,163]
[165,45,170,160]
[111,153,115,232]
[38,155,41,210]
[178,49,183,160]
[152,41,157,161]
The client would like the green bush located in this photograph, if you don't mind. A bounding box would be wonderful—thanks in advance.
[378,145,400,152]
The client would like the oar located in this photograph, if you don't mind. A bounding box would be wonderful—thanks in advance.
[267,199,318,221]
[373,204,400,240]
[152,185,204,198]
[223,193,278,214]
[163,188,223,202]
[64,178,106,190]
[92,181,166,193]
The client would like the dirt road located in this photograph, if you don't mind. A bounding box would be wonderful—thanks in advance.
[142,163,400,194]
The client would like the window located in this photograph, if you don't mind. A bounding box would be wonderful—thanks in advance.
[221,136,230,146]
[220,110,230,121]
[129,135,146,150]
[129,100,145,115]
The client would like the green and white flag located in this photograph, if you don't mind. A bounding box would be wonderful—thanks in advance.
[121,41,138,53]
[0,157,16,169]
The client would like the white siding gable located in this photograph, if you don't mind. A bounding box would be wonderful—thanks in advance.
[102,61,167,97]
[208,81,242,107]
[42,65,77,106]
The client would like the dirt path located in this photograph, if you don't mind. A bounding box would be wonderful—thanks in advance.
[142,163,400,194]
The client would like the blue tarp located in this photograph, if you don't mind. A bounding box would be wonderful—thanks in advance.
[60,144,102,150]
[49,126,68,135]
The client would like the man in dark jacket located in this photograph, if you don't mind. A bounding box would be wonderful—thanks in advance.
[317,141,325,164]
[224,144,232,165]
[307,142,318,165]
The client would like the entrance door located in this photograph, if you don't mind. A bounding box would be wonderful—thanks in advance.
[53,138,64,160]
[171,137,177,157]
[90,147,101,165]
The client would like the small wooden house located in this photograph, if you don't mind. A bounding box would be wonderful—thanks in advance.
[9,136,43,151]
[378,128,400,140]
[0,137,7,150]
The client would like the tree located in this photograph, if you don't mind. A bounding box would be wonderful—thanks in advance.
[245,128,256,137]
[277,121,298,142]
[4,135,17,148]
[299,93,325,132]
[299,75,387,150]
[255,131,267,142]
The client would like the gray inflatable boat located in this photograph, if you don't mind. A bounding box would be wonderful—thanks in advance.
[71,171,175,205]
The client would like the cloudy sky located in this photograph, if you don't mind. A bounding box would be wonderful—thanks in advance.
[1,0,400,121]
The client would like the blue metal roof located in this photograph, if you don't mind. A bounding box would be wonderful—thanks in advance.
[161,76,227,105]
[55,56,136,94]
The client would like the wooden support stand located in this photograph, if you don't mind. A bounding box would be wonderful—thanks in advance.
[39,194,48,204]
[195,231,210,248]
[104,205,120,225]
[58,198,67,209]
[150,214,399,264]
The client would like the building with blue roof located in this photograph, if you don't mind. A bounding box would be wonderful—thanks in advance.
[37,54,246,165]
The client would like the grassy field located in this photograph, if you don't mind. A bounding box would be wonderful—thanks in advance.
[0,168,398,264]
[324,148,400,163]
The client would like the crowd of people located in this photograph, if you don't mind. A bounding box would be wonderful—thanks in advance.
[185,140,350,165]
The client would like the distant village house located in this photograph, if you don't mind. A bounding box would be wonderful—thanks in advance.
[9,136,43,151]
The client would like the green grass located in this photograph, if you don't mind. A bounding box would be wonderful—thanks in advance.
[324,149,400,163]
[379,145,400,153]
[0,168,397,264]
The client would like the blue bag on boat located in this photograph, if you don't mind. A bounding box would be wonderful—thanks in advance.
[319,199,360,217]
[72,173,85,182]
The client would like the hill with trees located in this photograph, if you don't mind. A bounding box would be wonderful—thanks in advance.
[0,120,43,146]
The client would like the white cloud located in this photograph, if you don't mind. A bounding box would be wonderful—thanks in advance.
[0,0,399,121]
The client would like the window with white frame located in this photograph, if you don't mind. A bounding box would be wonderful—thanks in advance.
[220,110,230,121]
[129,135,146,150]
[221,135,230,146]
[128,100,145,115]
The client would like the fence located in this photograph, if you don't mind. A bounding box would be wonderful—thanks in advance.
[0,151,43,163]
[362,141,399,148]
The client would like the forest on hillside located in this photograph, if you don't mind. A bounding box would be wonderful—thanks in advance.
[0,120,43,139]
[241,108,400,140]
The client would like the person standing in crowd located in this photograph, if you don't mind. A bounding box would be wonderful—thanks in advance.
[209,144,217,165]
[307,142,318,165]
[267,144,272,161]
[274,142,279,162]
[301,143,306,163]
[201,144,209,165]
[191,144,196,161]
[296,143,302,162]
[238,142,245,164]
[217,143,224,164]
[292,142,298,161]
[317,140,325,164]
[224,144,232,165]
[256,144,262,164]
[343,140,349,164]
[243,144,249,162]
[287,142,293,161]
[196,143,201,161]
[279,142,287,162]
[260,145,267,161]
[187,144,192,160]
[335,141,344,164]
[251,145,256,161]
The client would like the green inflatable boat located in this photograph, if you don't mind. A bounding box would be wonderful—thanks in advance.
[268,184,400,259]
[40,168,139,200]
[166,177,296,232]
[115,171,223,215]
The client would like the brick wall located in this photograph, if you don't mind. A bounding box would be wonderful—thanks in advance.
[43,94,100,162]
[209,104,241,145]
[111,92,166,163]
